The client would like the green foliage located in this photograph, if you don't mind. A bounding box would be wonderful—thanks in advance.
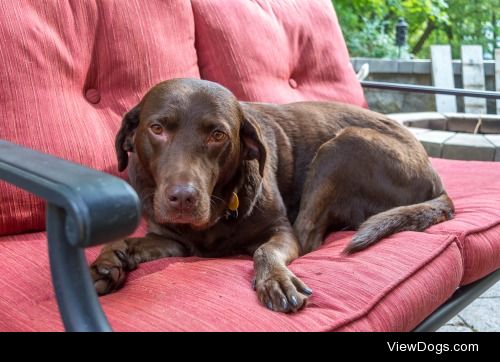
[345,18,400,58]
[333,0,499,59]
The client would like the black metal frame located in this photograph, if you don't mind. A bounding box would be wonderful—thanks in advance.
[0,140,140,331]
[0,81,498,332]
[361,80,500,100]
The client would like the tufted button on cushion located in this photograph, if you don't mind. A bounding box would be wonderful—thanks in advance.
[288,78,298,89]
[192,0,366,106]
[85,88,101,104]
[0,0,200,235]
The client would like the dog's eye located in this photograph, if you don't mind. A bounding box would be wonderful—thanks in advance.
[150,124,163,135]
[209,130,227,143]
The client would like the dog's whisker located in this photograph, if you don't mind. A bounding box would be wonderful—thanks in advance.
[211,195,226,204]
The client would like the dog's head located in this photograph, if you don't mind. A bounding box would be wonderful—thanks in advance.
[116,79,266,229]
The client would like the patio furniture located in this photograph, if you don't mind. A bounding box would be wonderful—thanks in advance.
[0,0,499,332]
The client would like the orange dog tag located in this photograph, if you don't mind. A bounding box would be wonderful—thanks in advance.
[226,192,239,220]
[228,192,239,211]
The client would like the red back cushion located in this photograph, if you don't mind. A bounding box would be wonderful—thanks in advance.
[0,0,199,235]
[192,0,366,106]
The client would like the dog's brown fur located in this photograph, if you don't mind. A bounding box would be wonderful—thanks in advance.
[90,79,454,313]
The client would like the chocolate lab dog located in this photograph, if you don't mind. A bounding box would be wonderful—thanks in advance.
[90,78,454,313]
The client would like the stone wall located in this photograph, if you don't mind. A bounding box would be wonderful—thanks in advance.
[351,58,497,114]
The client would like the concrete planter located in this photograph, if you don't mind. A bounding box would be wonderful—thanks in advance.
[388,112,500,161]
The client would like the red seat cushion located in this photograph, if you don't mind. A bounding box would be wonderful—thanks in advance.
[427,158,500,285]
[192,0,366,107]
[0,0,199,236]
[3,158,500,331]
[0,228,461,331]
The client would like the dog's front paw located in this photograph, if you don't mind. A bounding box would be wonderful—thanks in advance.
[254,266,312,313]
[90,249,136,296]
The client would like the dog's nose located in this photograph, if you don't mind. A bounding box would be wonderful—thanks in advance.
[167,185,199,211]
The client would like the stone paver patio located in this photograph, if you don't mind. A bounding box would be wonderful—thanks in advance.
[437,281,500,332]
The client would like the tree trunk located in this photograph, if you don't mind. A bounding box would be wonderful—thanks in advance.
[493,13,497,54]
[412,20,436,55]
[445,25,453,42]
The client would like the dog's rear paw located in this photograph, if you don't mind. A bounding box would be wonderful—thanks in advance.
[90,250,133,295]
[255,267,312,313]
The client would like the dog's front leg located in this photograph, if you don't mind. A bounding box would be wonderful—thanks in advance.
[90,233,187,295]
[253,231,312,313]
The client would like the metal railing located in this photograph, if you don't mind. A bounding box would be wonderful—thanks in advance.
[361,81,500,100]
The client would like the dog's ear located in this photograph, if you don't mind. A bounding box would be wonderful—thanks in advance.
[241,112,267,177]
[115,105,141,172]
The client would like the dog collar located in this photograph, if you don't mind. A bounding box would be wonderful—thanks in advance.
[225,192,239,220]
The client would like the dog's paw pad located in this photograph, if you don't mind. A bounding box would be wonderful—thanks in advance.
[255,268,311,313]
[90,255,127,296]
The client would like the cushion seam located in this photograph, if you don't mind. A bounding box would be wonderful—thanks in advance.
[426,220,500,284]
[426,220,500,241]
